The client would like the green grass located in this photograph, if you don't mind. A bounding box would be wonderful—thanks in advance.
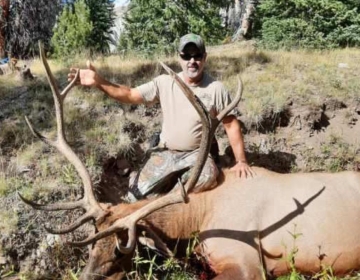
[126,232,202,280]
[0,207,19,235]
[301,133,360,172]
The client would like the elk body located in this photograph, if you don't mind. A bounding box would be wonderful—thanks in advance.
[20,44,360,280]
[82,167,360,280]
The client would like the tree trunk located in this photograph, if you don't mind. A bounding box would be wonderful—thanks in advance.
[0,0,10,58]
[232,0,258,41]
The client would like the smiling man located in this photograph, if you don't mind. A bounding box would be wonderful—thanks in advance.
[68,33,254,202]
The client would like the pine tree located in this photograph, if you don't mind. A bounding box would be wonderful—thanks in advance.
[85,0,115,54]
[52,0,115,56]
[51,0,93,57]
[255,0,360,49]
[119,0,226,55]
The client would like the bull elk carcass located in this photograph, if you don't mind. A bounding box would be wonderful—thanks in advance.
[19,43,360,280]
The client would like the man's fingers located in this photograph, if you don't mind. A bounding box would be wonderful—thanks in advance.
[248,167,256,178]
[238,169,246,179]
[245,168,254,178]
[231,164,255,180]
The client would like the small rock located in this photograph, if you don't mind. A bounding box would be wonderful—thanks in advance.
[46,234,61,247]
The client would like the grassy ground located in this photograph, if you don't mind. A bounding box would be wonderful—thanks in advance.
[1,42,360,279]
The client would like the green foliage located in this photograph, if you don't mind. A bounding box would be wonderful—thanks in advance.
[51,0,93,57]
[85,0,116,54]
[255,0,360,50]
[119,0,226,56]
[259,18,329,49]
[127,233,201,279]
[51,0,115,57]
[302,134,359,172]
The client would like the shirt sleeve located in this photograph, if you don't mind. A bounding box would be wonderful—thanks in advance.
[136,77,160,105]
[215,84,239,117]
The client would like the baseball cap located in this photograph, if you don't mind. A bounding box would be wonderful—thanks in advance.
[178,33,206,54]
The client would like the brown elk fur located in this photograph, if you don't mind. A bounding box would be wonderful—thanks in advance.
[80,167,360,279]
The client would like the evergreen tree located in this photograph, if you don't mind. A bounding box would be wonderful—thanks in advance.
[254,0,360,49]
[85,0,115,54]
[119,0,226,55]
[52,0,115,56]
[51,0,93,57]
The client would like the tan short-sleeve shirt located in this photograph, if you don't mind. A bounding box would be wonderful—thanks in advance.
[136,72,237,151]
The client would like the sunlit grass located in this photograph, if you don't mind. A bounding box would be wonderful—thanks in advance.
[0,208,19,235]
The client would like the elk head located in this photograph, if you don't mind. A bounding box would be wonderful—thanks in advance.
[19,43,242,279]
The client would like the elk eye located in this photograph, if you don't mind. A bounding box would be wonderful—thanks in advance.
[114,246,125,258]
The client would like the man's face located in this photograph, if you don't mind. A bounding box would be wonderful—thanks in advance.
[179,43,207,82]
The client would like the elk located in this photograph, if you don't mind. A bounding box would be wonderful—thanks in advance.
[20,43,360,280]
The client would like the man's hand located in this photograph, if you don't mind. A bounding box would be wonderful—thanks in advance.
[230,160,255,179]
[68,60,98,87]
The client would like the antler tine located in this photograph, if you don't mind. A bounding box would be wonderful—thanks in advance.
[18,192,100,234]
[215,77,243,123]
[19,42,107,234]
[69,220,137,254]
[18,192,83,211]
[25,116,53,145]
[39,42,77,101]
[44,212,95,234]
[68,62,242,253]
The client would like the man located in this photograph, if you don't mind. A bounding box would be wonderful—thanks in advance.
[68,33,254,202]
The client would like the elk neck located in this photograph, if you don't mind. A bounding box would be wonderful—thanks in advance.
[147,191,211,239]
[109,191,212,242]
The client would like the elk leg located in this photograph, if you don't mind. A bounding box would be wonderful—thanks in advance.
[207,245,265,280]
[213,263,264,280]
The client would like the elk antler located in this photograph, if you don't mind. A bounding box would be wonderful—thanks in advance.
[18,42,108,234]
[68,63,243,253]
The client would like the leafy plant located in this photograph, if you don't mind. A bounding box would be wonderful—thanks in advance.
[278,224,305,280]
[127,231,202,279]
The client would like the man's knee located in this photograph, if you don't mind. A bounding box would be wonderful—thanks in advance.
[191,160,219,192]
[192,177,218,193]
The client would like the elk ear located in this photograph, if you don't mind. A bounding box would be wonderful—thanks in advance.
[137,227,173,258]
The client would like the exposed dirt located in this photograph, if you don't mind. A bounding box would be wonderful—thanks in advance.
[242,98,360,170]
